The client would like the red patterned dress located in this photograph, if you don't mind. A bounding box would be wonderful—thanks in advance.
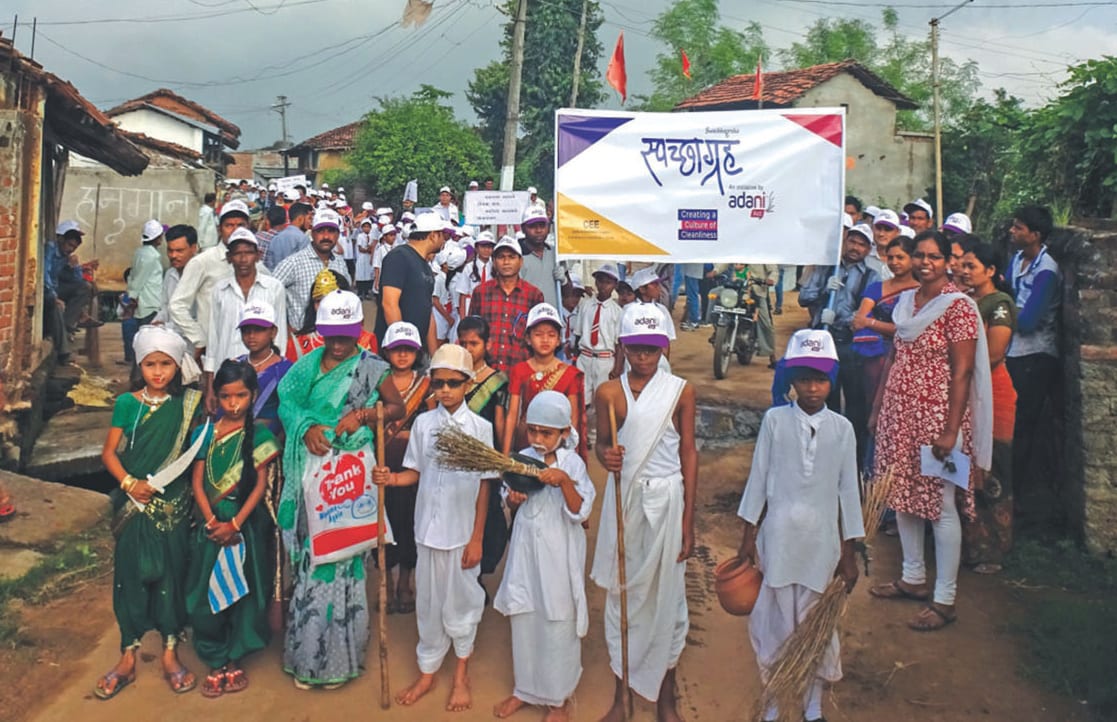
[874,284,979,521]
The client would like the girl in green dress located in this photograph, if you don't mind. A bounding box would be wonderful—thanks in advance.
[95,326,204,700]
[186,359,281,698]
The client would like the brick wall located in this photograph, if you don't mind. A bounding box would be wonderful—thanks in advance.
[0,111,26,410]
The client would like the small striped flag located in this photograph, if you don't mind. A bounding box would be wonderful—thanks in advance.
[208,539,249,613]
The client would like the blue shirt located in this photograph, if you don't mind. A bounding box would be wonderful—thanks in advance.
[798,261,879,332]
[263,225,309,271]
[1005,246,1059,358]
[43,241,82,301]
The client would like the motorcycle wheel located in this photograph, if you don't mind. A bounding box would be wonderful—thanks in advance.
[713,324,733,379]
[736,322,758,366]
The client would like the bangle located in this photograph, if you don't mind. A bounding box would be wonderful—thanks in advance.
[121,475,136,492]
[206,515,216,526]
[231,517,241,531]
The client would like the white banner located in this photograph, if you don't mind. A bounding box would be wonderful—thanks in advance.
[274,174,307,193]
[463,190,531,225]
[554,108,846,265]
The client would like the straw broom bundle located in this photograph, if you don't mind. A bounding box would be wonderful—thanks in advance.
[433,425,542,477]
[753,470,895,722]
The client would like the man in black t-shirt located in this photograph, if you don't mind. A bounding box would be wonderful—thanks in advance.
[374,212,448,353]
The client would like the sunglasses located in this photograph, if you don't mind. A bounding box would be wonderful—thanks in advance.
[430,378,467,389]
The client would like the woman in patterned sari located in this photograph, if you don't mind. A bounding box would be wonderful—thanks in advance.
[95,326,204,700]
[277,291,405,689]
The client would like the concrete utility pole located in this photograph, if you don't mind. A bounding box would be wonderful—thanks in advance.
[569,0,589,107]
[500,0,528,191]
[272,95,292,148]
[931,0,972,219]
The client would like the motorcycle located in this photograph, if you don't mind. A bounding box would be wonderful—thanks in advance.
[707,276,762,379]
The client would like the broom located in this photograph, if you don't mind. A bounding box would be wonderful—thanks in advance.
[754,469,895,722]
[433,425,543,478]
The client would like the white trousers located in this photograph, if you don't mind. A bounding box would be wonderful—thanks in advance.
[897,483,961,605]
[576,354,613,404]
[510,612,581,707]
[415,544,485,674]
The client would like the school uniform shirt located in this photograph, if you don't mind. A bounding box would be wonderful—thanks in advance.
[738,404,864,593]
[355,232,375,282]
[204,274,288,373]
[575,296,622,352]
[404,403,494,550]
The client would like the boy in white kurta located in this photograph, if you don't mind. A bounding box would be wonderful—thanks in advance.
[373,343,491,713]
[591,303,698,722]
[493,391,595,721]
[574,263,623,403]
[737,329,865,722]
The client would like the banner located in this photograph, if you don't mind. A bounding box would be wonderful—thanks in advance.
[274,174,308,193]
[463,190,531,225]
[555,108,845,265]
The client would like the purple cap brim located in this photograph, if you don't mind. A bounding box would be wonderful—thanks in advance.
[317,322,362,338]
[621,334,670,348]
[785,357,838,375]
[238,318,275,329]
[384,340,421,350]
[942,224,965,234]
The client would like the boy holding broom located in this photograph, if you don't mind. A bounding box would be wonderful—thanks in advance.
[592,302,698,722]
[736,329,864,722]
[372,343,492,713]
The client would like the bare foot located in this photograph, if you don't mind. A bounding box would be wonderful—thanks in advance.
[543,701,571,721]
[493,694,526,718]
[598,699,627,722]
[657,667,684,722]
[396,673,436,706]
[447,661,472,712]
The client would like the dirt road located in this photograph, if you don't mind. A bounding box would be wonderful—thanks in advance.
[16,296,1087,722]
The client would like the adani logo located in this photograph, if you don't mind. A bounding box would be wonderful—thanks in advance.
[728,187,776,219]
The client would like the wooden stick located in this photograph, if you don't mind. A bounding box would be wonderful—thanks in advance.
[608,402,632,720]
[375,401,390,709]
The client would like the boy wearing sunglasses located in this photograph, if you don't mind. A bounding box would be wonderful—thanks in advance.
[373,343,494,712]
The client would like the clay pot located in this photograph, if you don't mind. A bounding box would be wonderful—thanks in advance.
[714,557,763,616]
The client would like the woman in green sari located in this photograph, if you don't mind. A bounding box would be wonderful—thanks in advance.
[277,290,405,689]
[186,360,282,698]
[95,326,204,700]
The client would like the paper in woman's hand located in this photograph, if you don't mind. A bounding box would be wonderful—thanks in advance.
[920,445,970,489]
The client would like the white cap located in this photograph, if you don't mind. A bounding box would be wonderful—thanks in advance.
[361,201,374,211]
[527,186,538,195]
[283,189,301,202]
[872,209,901,230]
[847,223,874,243]
[619,302,670,348]
[267,183,277,191]
[226,227,258,247]
[141,219,164,242]
[522,205,549,225]
[411,212,444,234]
[493,235,522,256]
[898,226,916,239]
[238,299,277,329]
[842,212,854,229]
[468,180,479,188]
[568,271,585,290]
[380,224,398,236]
[56,219,84,236]
[942,212,972,235]
[383,321,422,350]
[220,199,250,220]
[593,263,620,281]
[321,182,330,189]
[315,290,363,337]
[400,211,416,222]
[903,198,934,218]
[515,231,525,241]
[783,329,838,375]
[429,343,473,378]
[360,217,373,227]
[441,245,468,271]
[630,266,661,290]
[459,225,474,238]
[376,207,393,216]
[525,303,562,331]
[525,390,572,430]
[312,209,341,230]
[316,200,330,210]
[309,189,320,197]
[475,230,496,245]
[864,205,881,219]
[377,214,391,226]
[337,197,350,207]
[439,185,452,194]
[337,186,345,192]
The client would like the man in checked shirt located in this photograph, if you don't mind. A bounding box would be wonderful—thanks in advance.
[469,235,545,372]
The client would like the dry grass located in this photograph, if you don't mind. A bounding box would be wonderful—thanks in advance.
[433,425,541,477]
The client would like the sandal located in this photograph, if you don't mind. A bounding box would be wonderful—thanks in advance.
[164,667,196,694]
[869,580,929,602]
[224,667,248,694]
[0,501,14,524]
[93,670,135,700]
[908,604,957,632]
[201,670,226,698]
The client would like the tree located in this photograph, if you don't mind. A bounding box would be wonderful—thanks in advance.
[345,85,495,206]
[466,0,606,196]
[779,16,877,70]
[636,0,768,111]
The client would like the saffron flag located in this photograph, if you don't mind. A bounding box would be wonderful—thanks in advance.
[681,49,692,80]
[752,54,764,100]
[606,31,627,103]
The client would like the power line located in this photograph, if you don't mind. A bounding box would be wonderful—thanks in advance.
[774,0,1112,7]
[32,0,328,26]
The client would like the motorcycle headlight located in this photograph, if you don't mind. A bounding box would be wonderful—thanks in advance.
[719,289,737,307]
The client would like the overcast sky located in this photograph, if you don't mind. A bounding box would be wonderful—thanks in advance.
[11,0,1117,149]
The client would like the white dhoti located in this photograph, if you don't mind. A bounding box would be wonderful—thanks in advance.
[415,543,486,673]
[750,581,842,684]
[576,352,614,404]
[509,613,582,706]
[601,474,688,702]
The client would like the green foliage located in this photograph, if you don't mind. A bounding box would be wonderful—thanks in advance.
[466,0,606,196]
[345,85,495,207]
[635,0,768,112]
[780,16,877,70]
